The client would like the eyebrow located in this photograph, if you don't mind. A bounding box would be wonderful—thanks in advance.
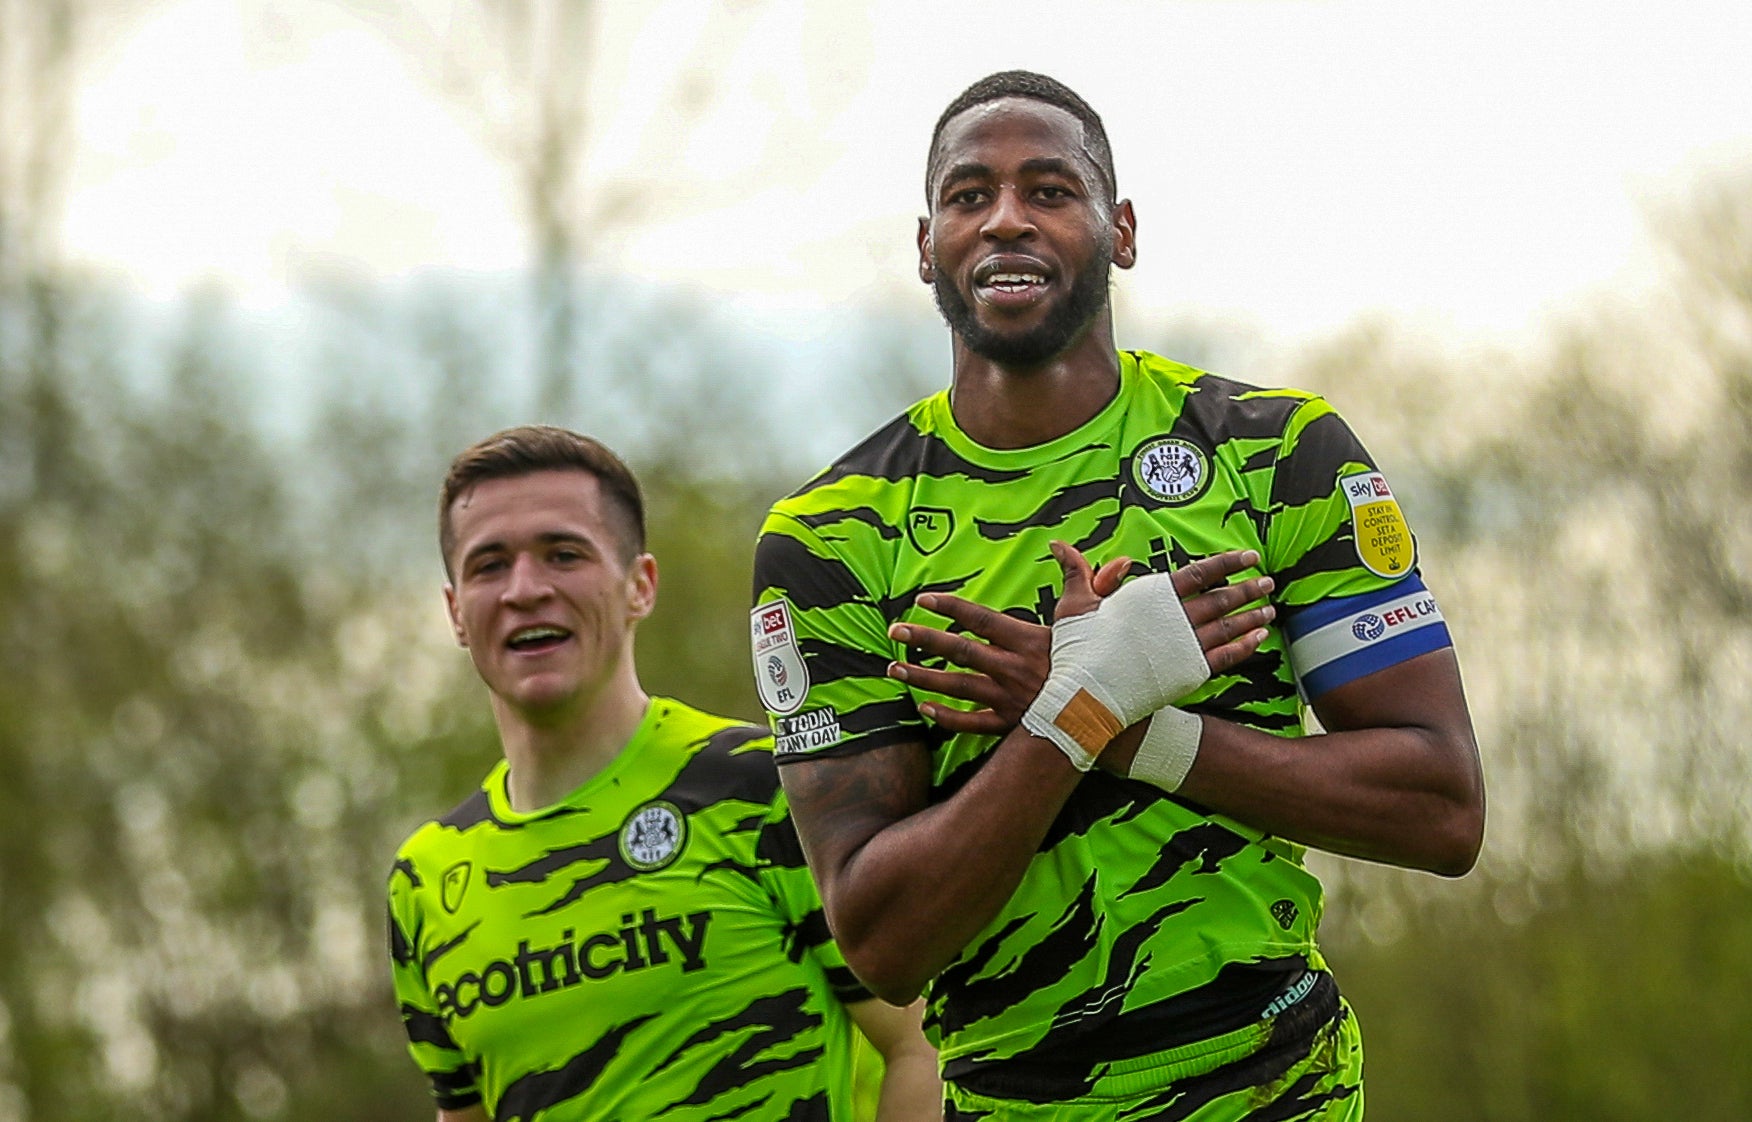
[937,156,1090,194]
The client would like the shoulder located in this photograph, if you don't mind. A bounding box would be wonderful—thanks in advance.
[647,697,780,809]
[1126,350,1331,446]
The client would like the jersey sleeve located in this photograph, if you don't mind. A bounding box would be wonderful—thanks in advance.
[387,855,482,1113]
[754,790,872,1006]
[750,508,924,763]
[1262,396,1452,698]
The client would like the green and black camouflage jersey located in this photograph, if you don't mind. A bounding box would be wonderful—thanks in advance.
[750,350,1451,1094]
[387,697,870,1122]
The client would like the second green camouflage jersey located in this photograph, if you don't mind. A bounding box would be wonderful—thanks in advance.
[750,351,1451,1097]
[388,697,869,1121]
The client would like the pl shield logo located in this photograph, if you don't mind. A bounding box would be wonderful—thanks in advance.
[906,508,954,555]
[441,861,472,914]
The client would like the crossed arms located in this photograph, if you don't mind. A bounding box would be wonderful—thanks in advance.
[779,545,1484,1004]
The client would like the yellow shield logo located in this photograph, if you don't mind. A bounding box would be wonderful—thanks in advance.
[1340,471,1415,577]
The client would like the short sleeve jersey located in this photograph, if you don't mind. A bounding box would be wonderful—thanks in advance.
[750,351,1449,1083]
[387,698,868,1122]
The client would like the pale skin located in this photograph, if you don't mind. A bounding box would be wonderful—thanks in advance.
[432,467,942,1120]
[777,95,1485,1006]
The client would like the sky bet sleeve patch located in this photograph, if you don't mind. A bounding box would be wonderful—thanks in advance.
[1340,470,1415,577]
[750,599,809,715]
[1281,574,1452,699]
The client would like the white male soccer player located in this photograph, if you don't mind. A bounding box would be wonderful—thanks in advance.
[750,72,1485,1120]
[389,425,940,1121]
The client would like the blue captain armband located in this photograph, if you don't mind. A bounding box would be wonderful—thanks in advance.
[1282,575,1452,699]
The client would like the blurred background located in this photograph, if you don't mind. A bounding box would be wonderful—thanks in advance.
[3,1,1750,1118]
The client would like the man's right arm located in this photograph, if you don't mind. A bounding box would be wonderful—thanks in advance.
[781,717,1086,1004]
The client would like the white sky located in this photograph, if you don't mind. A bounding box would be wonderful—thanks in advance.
[58,0,1752,351]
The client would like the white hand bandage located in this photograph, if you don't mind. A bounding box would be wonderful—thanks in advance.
[1128,707,1203,791]
[1020,573,1209,769]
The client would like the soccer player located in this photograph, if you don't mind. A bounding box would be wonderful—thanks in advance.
[388,426,941,1121]
[749,72,1485,1120]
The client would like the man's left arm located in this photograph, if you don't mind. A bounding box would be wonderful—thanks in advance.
[846,998,941,1122]
[893,589,1484,876]
[1103,648,1484,875]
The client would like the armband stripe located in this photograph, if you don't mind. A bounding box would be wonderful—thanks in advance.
[1285,578,1452,698]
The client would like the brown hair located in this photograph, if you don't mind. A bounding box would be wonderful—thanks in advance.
[439,425,646,576]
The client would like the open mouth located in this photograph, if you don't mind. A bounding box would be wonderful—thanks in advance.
[507,625,572,654]
[973,260,1052,307]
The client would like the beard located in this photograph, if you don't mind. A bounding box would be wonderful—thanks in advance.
[931,243,1113,368]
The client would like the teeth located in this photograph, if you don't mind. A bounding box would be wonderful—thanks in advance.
[986,272,1045,288]
[510,626,568,645]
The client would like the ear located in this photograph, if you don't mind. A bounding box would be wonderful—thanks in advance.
[625,553,659,623]
[1111,198,1137,270]
[917,216,934,284]
[443,583,468,648]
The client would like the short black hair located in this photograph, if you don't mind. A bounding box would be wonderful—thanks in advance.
[926,70,1116,203]
[439,425,646,577]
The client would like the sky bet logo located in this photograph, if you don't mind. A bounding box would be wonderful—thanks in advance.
[433,908,710,1020]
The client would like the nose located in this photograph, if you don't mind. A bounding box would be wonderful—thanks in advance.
[501,553,552,606]
[981,183,1035,242]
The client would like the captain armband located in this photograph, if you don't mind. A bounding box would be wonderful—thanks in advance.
[1281,574,1453,699]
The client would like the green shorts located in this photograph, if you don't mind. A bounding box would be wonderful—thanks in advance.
[943,998,1364,1122]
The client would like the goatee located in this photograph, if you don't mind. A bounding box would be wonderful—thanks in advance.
[932,250,1112,368]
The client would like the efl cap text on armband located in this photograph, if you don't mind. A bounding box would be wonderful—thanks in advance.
[1281,575,1451,698]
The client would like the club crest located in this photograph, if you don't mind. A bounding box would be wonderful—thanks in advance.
[1132,437,1210,504]
[620,801,686,871]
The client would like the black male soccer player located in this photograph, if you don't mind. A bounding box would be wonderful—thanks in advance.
[751,72,1484,1120]
[389,426,940,1121]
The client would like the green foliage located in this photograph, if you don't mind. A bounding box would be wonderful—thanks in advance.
[1330,853,1752,1122]
[3,142,1752,1121]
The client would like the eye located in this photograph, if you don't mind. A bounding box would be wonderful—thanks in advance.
[948,187,988,207]
[1036,184,1073,201]
[468,556,508,578]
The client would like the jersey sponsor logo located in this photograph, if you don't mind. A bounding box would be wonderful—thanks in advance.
[431,907,712,1021]
[1132,436,1210,504]
[441,861,472,914]
[750,599,809,714]
[1340,470,1414,576]
[905,507,954,555]
[774,707,841,756]
[1260,968,1318,1019]
[619,801,686,871]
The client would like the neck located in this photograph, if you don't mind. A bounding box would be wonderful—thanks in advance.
[492,655,650,813]
[948,313,1121,449]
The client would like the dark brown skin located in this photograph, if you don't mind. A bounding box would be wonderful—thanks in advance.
[779,95,1484,1006]
[781,544,1273,1005]
[894,583,1485,876]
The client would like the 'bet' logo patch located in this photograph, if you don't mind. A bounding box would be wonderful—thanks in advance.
[1340,471,1414,577]
[750,599,809,715]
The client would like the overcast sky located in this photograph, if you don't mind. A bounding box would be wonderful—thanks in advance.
[59,0,1752,352]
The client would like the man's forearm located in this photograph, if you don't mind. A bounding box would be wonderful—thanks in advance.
[785,730,1084,1004]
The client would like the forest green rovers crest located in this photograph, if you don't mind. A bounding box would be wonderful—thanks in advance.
[1133,436,1210,504]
